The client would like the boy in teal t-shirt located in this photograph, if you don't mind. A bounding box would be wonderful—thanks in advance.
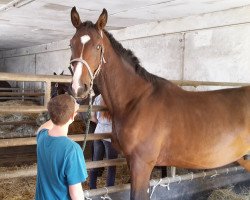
[35,94,88,200]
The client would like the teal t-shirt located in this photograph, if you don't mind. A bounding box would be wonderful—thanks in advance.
[35,129,88,200]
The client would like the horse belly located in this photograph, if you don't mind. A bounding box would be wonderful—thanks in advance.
[157,131,250,169]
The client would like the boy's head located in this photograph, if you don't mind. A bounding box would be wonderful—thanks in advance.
[47,94,79,126]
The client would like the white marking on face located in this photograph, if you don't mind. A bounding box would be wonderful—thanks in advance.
[72,62,83,95]
[81,35,90,45]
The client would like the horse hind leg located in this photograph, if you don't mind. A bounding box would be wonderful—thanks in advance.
[129,155,155,200]
[237,157,250,172]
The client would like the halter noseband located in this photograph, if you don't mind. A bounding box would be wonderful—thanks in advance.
[69,45,106,96]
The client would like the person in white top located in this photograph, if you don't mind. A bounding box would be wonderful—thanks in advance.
[89,94,118,189]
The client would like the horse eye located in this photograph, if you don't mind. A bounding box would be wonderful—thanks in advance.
[97,45,101,50]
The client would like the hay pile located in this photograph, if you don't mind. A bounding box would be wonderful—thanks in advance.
[208,187,250,200]
[0,100,40,138]
[0,100,86,138]
[0,165,36,200]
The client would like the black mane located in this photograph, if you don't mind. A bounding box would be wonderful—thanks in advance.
[104,30,158,83]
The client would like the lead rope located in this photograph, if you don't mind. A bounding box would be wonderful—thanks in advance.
[80,46,106,151]
[68,64,90,151]
[82,80,95,151]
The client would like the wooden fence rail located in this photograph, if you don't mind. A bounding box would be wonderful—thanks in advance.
[0,92,44,97]
[1,72,250,86]
[0,158,127,180]
[0,133,112,148]
[0,72,72,82]
[0,121,36,126]
[0,105,107,113]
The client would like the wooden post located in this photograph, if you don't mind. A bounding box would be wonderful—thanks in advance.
[170,166,176,177]
[22,81,24,101]
[44,80,51,107]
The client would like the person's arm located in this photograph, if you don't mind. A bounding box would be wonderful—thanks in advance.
[66,145,88,199]
[69,183,84,200]
[36,120,54,134]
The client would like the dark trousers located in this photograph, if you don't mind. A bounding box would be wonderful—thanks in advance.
[89,140,118,189]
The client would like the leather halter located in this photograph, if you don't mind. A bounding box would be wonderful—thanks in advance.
[69,45,106,96]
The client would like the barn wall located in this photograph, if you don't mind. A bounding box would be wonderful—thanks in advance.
[0,51,3,69]
[0,6,250,87]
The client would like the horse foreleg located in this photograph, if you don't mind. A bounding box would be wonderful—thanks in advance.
[237,157,250,172]
[129,155,154,200]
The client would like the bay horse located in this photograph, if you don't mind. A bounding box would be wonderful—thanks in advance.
[69,7,250,200]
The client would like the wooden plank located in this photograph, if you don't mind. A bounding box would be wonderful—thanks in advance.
[70,133,112,142]
[0,158,127,179]
[0,72,72,82]
[0,121,36,125]
[0,87,20,91]
[0,97,40,100]
[0,105,107,113]
[86,158,127,169]
[174,80,250,87]
[0,133,112,147]
[0,106,47,113]
[44,81,51,106]
[0,72,250,86]
[0,92,44,97]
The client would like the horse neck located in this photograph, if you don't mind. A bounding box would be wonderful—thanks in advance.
[96,44,152,116]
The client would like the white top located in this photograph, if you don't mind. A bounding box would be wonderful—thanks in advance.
[93,94,112,142]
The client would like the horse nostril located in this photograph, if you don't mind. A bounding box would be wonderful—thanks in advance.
[77,84,89,97]
[77,87,85,96]
[83,84,88,91]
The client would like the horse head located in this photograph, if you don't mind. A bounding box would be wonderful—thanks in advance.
[51,71,72,98]
[70,7,107,98]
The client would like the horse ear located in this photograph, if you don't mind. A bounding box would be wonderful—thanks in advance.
[53,72,57,75]
[60,71,64,75]
[96,8,108,31]
[71,6,82,28]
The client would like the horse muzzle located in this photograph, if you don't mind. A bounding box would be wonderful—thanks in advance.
[71,83,89,99]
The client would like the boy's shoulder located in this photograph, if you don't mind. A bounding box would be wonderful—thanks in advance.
[36,128,48,140]
[64,138,82,152]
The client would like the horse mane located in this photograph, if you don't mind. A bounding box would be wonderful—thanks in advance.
[80,21,159,83]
